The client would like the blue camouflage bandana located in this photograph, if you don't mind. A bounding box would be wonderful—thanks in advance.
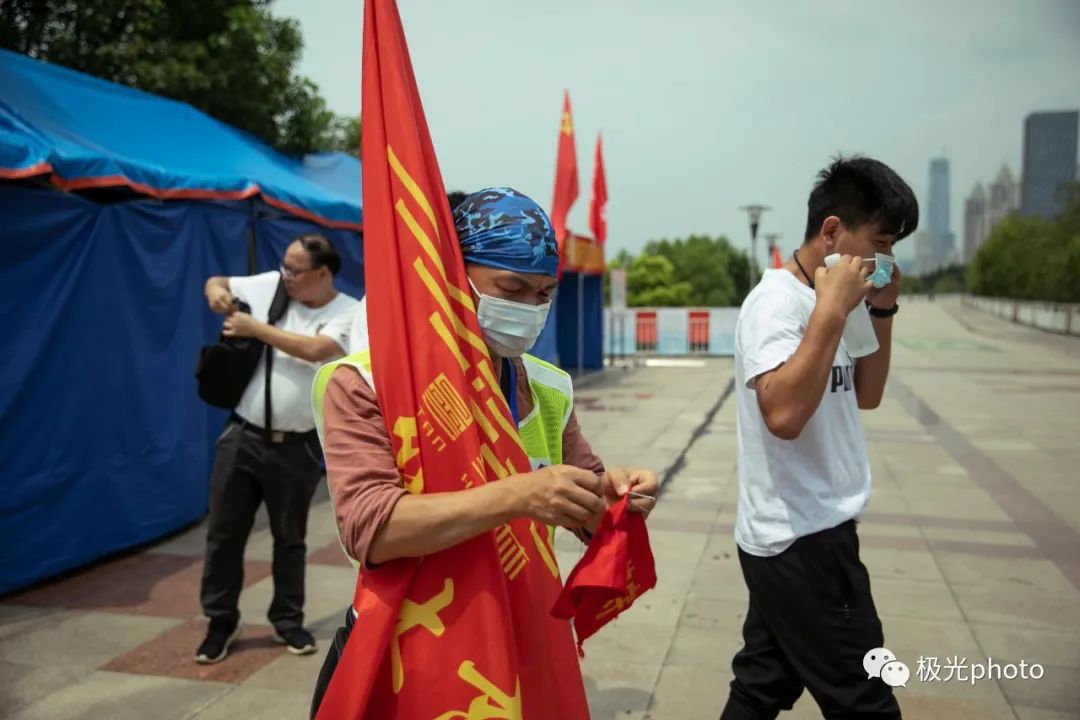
[453,187,559,277]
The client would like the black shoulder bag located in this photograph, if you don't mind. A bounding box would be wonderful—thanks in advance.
[195,278,290,411]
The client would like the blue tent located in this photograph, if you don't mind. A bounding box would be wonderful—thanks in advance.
[0,49,361,229]
[0,51,363,594]
[553,233,605,373]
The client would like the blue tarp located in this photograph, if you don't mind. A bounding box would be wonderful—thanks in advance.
[0,188,242,593]
[0,49,362,229]
[0,186,363,595]
[255,209,366,300]
[556,273,604,372]
[0,49,610,594]
[0,49,367,594]
[530,294,560,365]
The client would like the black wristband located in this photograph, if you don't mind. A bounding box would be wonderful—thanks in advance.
[867,302,899,318]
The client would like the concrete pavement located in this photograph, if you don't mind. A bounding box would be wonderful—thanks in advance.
[3,296,1079,719]
[580,297,1080,719]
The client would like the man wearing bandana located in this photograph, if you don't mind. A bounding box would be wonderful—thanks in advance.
[308,188,659,717]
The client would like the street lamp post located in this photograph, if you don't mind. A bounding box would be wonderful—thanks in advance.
[739,204,771,287]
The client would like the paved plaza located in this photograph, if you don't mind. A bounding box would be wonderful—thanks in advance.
[3,297,1079,719]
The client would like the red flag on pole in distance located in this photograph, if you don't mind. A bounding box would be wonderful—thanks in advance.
[588,133,607,244]
[551,90,579,250]
[770,244,783,269]
[315,0,590,716]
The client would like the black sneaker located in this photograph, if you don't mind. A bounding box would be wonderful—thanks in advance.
[195,621,240,664]
[273,627,317,656]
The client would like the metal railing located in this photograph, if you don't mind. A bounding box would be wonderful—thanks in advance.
[605,307,739,357]
[963,295,1080,336]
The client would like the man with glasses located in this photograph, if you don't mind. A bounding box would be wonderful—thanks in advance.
[197,233,360,664]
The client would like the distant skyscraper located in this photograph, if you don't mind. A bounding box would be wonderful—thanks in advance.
[963,165,1022,263]
[927,158,954,269]
[914,229,934,276]
[1021,110,1079,219]
[986,165,1021,229]
[963,183,986,263]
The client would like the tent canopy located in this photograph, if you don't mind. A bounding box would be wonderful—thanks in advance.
[0,50,365,594]
[0,49,361,229]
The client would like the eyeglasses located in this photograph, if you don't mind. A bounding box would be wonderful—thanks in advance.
[279,263,320,280]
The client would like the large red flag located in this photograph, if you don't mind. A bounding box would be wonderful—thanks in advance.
[316,1,590,717]
[551,90,579,249]
[588,133,607,245]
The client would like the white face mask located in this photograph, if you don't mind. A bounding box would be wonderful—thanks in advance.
[470,280,552,357]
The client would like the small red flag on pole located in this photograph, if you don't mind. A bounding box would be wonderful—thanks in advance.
[588,133,607,245]
[551,90,579,251]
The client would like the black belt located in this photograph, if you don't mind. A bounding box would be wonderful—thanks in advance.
[230,414,317,445]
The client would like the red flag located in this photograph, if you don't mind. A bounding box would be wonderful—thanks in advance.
[552,497,657,654]
[551,90,579,249]
[317,1,590,717]
[770,244,783,269]
[588,133,607,245]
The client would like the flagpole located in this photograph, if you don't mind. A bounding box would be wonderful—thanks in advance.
[577,271,584,378]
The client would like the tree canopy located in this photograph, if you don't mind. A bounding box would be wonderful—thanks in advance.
[608,235,751,307]
[0,0,356,156]
[968,183,1080,302]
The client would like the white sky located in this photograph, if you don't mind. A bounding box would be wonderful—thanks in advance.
[273,0,1080,264]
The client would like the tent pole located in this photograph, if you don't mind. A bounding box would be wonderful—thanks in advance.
[577,273,584,378]
[247,200,258,274]
[607,309,613,368]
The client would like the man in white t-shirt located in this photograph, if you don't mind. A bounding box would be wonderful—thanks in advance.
[346,295,368,354]
[720,157,917,720]
[197,234,361,665]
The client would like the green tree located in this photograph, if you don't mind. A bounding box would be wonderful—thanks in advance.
[967,183,1080,302]
[603,236,751,308]
[609,249,634,269]
[1049,183,1080,302]
[626,254,692,307]
[643,235,750,305]
[326,115,361,157]
[932,270,964,294]
[968,215,1053,299]
[0,0,346,155]
[907,264,966,295]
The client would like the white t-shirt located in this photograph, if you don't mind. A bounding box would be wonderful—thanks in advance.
[733,268,872,557]
[347,296,369,355]
[230,272,361,432]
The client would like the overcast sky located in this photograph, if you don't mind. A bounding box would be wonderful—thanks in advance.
[273,0,1079,264]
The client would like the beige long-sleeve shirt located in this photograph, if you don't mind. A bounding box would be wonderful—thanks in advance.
[321,357,604,567]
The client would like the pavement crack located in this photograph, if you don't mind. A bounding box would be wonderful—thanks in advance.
[658,376,735,496]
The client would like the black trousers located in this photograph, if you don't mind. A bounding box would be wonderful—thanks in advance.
[200,421,323,633]
[310,607,355,719]
[720,520,902,720]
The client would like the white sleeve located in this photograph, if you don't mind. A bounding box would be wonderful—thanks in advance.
[228,271,279,319]
[738,290,806,388]
[318,307,358,355]
[347,303,369,353]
